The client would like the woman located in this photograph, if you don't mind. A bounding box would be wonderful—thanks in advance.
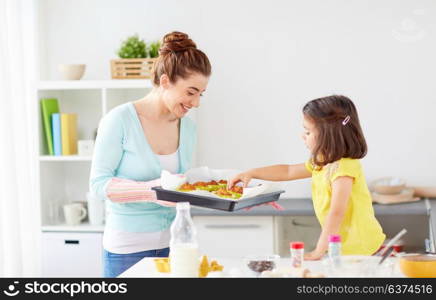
[89,31,211,277]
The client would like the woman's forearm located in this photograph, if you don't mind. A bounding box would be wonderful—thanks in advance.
[106,177,160,203]
[103,177,174,207]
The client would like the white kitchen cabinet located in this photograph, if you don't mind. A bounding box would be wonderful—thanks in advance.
[41,232,103,277]
[274,216,321,257]
[193,216,275,258]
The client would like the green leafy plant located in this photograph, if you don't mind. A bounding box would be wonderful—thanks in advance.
[148,41,161,58]
[117,34,147,59]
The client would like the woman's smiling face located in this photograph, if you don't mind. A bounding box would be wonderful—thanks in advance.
[160,72,209,118]
[302,115,317,153]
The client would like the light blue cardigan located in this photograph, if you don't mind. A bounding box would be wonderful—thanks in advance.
[89,102,196,232]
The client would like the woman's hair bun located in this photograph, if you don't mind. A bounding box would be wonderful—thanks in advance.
[159,31,197,55]
[152,31,211,86]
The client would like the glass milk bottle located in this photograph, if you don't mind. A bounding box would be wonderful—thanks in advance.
[169,202,199,277]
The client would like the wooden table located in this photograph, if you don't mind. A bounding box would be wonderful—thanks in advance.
[118,256,404,278]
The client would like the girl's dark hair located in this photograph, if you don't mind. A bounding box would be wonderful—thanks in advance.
[152,31,211,86]
[303,95,367,167]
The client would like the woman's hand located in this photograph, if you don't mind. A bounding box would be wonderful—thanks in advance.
[244,201,284,211]
[227,171,253,189]
[154,200,177,207]
[304,249,326,261]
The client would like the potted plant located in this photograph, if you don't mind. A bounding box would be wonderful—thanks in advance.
[148,40,161,58]
[110,34,160,79]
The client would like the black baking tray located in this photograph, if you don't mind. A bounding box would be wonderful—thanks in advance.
[152,186,285,211]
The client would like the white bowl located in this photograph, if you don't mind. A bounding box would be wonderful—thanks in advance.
[244,254,280,276]
[58,64,86,80]
[372,188,417,204]
[322,255,397,277]
[371,177,406,195]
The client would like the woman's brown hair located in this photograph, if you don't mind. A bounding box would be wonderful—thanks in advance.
[303,95,367,167]
[152,31,211,86]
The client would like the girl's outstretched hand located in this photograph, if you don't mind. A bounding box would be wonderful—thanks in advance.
[227,171,253,189]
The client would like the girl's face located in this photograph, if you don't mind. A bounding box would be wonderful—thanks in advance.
[302,115,317,153]
[160,72,209,118]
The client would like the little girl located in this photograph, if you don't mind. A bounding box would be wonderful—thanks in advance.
[228,95,385,260]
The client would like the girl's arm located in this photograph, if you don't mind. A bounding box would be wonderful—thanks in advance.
[305,176,353,260]
[411,186,436,198]
[228,163,311,188]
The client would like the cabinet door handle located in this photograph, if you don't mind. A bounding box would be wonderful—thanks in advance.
[291,220,314,227]
[64,240,80,245]
[204,224,260,229]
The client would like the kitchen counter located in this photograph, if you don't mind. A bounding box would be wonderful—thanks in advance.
[191,197,432,216]
[115,200,435,279]
[191,198,435,252]
[429,198,436,252]
[117,256,403,278]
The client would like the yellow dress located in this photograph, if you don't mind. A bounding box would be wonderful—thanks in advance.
[305,158,385,255]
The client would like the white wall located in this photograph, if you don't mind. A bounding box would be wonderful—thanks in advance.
[38,0,436,197]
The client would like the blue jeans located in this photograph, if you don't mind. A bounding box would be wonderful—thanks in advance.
[103,247,169,278]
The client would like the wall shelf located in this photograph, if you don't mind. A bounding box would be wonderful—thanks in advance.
[37,79,152,90]
[39,155,93,162]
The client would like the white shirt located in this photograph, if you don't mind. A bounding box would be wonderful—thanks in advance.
[103,150,179,254]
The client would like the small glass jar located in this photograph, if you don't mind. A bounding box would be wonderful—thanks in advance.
[290,241,304,268]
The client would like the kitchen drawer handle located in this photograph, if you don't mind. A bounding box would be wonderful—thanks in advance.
[64,240,80,245]
[291,220,314,227]
[204,224,260,229]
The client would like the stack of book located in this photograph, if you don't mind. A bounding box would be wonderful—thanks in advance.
[40,98,78,156]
